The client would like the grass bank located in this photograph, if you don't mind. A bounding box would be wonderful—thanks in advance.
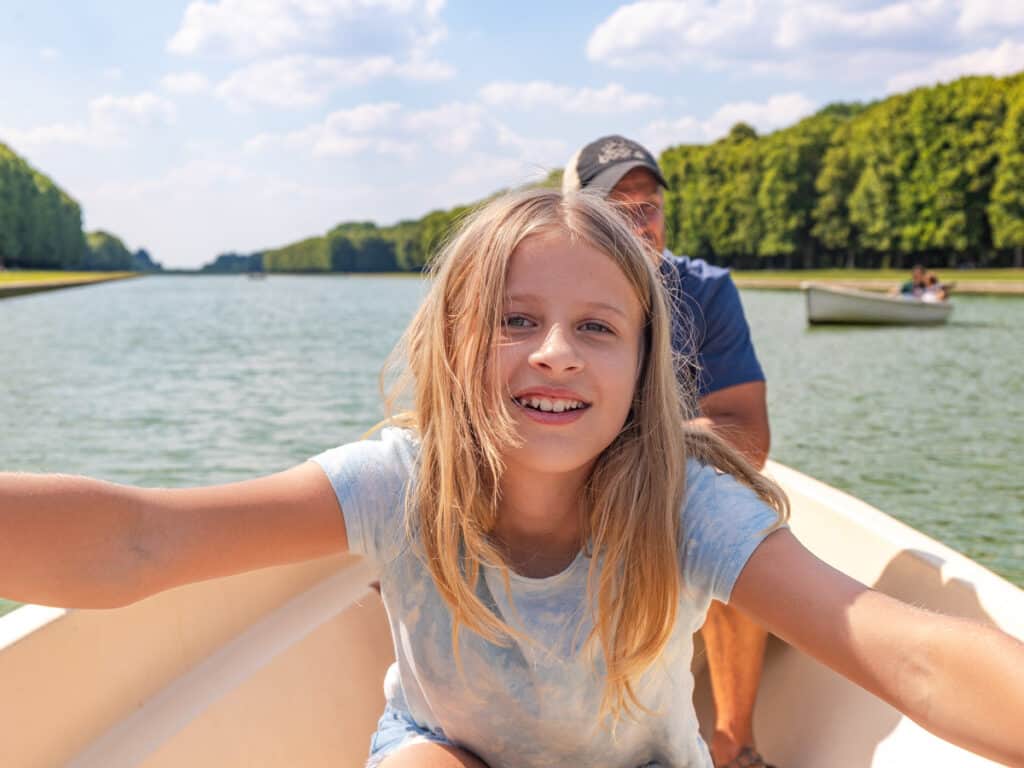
[732,268,1024,294]
[0,270,135,285]
[0,270,139,299]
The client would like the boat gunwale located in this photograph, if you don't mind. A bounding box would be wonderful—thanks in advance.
[767,460,1024,636]
[0,603,67,651]
[801,281,952,307]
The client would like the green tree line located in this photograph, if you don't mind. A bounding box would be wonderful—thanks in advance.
[662,73,1024,269]
[252,207,476,275]
[239,184,557,275]
[0,141,159,271]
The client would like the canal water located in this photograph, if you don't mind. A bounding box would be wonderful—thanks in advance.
[1,275,1021,615]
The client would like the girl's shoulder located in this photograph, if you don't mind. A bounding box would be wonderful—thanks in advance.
[679,459,785,603]
[683,457,750,502]
[314,426,420,477]
[311,427,420,564]
[681,458,779,527]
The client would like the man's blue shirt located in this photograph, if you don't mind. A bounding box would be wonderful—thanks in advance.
[659,251,764,399]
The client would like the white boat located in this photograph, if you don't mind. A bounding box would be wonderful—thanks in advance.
[803,282,953,325]
[1,463,1020,768]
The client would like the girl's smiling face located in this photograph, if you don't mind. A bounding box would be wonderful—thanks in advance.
[498,230,645,477]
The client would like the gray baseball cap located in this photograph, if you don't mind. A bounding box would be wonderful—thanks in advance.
[562,135,668,197]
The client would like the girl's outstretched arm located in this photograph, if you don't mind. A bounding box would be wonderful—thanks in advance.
[0,463,347,609]
[731,529,1024,767]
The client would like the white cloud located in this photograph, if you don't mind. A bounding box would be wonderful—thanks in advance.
[3,91,176,150]
[39,47,60,61]
[244,99,566,168]
[404,102,485,153]
[169,0,453,102]
[585,0,981,81]
[216,54,451,109]
[479,81,663,113]
[643,91,817,151]
[586,0,766,69]
[320,102,404,133]
[642,115,704,153]
[167,0,449,62]
[774,1,951,50]
[494,124,567,166]
[218,56,391,108]
[886,39,1024,92]
[169,0,453,107]
[90,92,177,126]
[262,101,481,156]
[704,91,816,136]
[2,122,96,149]
[253,102,413,156]
[162,71,210,94]
[447,153,542,189]
[957,0,1024,32]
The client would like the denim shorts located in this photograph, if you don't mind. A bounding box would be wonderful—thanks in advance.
[365,704,666,767]
[366,703,456,767]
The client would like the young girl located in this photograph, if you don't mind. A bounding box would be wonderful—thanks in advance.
[1,189,1022,768]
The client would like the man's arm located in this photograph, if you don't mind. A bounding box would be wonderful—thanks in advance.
[681,265,769,468]
[695,380,770,469]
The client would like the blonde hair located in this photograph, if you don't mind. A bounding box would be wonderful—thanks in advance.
[383,188,787,720]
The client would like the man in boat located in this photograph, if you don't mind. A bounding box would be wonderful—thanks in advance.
[899,264,929,297]
[564,136,773,768]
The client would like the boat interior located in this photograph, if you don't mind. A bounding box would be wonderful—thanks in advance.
[1,462,1021,768]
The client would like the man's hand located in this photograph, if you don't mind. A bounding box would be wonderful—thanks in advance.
[694,381,770,469]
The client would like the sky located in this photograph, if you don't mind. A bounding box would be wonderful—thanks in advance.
[2,1,1023,269]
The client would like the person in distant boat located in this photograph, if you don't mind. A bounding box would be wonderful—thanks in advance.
[898,264,929,297]
[921,273,948,303]
[564,136,772,768]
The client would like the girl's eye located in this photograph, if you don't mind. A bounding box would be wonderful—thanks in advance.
[580,320,614,334]
[503,314,533,329]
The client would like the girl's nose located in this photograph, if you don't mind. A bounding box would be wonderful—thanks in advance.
[528,324,583,373]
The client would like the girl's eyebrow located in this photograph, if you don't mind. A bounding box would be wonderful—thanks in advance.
[505,294,630,321]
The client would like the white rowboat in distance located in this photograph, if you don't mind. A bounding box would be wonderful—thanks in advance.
[803,282,953,325]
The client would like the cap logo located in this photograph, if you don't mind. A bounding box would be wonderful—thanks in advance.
[598,138,645,166]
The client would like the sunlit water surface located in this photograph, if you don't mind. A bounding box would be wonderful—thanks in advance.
[1,276,1021,615]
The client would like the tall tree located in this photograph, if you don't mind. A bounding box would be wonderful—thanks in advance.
[85,231,135,270]
[989,85,1024,267]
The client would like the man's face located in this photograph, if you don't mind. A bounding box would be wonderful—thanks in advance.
[609,167,665,255]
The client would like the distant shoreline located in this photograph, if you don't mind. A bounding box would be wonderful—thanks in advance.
[732,278,1024,295]
[5,270,1023,297]
[731,269,1024,295]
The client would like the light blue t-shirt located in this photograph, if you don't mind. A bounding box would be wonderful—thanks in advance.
[313,428,781,768]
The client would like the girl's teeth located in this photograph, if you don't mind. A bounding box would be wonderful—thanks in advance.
[520,397,583,412]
